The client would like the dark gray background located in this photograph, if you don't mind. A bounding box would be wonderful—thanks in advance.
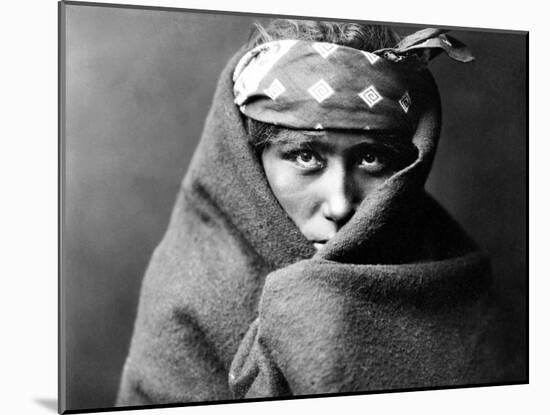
[62,3,527,411]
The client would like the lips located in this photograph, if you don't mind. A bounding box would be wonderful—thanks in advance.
[312,241,328,250]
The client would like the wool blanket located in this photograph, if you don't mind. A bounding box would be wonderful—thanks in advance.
[116,45,523,407]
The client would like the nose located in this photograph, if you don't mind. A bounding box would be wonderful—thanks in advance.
[320,162,357,226]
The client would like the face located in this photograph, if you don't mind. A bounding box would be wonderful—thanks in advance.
[261,129,414,251]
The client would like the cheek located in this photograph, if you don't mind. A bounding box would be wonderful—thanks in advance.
[354,172,392,200]
[262,158,319,226]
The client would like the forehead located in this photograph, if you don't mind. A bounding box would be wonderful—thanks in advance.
[271,129,409,149]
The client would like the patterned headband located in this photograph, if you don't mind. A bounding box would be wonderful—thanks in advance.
[233,28,473,132]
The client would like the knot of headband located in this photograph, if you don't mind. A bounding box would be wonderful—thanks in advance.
[233,28,473,132]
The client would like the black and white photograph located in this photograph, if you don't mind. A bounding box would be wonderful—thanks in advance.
[57,1,528,413]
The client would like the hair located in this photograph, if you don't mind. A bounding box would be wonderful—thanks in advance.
[248,19,400,51]
[244,19,401,151]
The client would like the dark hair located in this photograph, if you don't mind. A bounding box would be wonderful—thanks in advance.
[244,19,400,150]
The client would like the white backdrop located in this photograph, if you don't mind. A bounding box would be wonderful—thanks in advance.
[0,0,543,414]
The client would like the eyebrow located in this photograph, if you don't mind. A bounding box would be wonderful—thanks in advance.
[269,132,319,146]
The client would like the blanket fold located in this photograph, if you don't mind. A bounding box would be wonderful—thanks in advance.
[229,249,498,398]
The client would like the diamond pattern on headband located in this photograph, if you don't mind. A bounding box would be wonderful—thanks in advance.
[264,78,286,100]
[399,91,412,113]
[312,43,338,58]
[362,51,380,64]
[233,40,298,104]
[315,123,323,130]
[308,79,335,103]
[358,85,383,108]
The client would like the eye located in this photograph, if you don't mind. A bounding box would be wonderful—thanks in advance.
[291,150,324,170]
[357,150,386,173]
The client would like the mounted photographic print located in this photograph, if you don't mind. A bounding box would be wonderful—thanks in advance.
[59,1,528,413]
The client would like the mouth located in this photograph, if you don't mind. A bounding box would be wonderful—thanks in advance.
[312,241,328,250]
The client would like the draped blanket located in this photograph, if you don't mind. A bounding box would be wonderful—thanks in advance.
[116,44,523,407]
